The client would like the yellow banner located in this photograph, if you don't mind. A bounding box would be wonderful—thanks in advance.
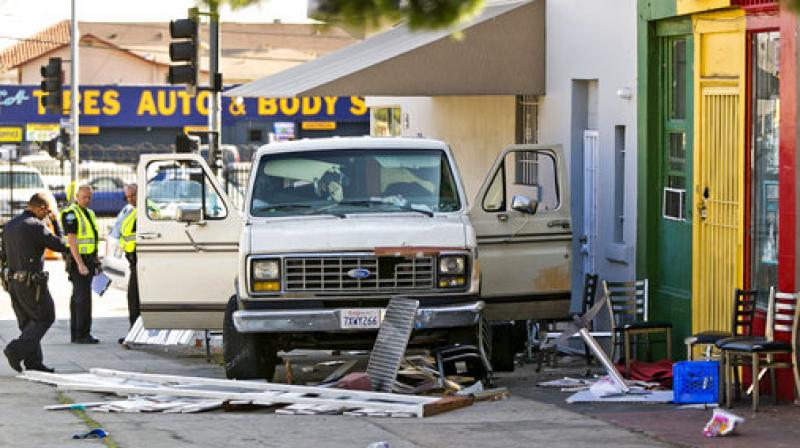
[302,121,336,130]
[183,125,209,134]
[0,127,22,142]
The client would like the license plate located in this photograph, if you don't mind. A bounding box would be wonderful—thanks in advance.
[340,308,382,329]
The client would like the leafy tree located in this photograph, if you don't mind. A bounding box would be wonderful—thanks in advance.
[197,0,485,29]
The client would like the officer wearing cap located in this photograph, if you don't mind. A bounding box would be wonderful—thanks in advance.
[60,184,100,344]
[1,193,69,372]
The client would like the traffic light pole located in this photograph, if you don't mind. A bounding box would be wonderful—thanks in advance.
[70,0,80,197]
[208,9,222,177]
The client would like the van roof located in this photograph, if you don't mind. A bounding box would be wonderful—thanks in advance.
[254,136,448,157]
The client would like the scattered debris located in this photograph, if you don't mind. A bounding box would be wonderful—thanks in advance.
[321,359,358,384]
[537,377,593,389]
[703,409,744,437]
[566,389,673,404]
[366,297,419,392]
[72,428,108,439]
[20,368,472,418]
[123,317,198,346]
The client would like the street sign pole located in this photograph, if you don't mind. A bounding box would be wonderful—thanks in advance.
[208,8,222,177]
[70,0,80,199]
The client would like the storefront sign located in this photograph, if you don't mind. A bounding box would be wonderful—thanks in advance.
[0,126,23,142]
[25,123,59,141]
[79,125,100,135]
[0,85,369,128]
[302,121,337,130]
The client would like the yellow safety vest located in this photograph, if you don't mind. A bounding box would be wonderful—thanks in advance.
[60,204,98,255]
[119,208,136,253]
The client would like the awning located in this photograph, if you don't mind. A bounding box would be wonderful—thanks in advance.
[225,0,544,98]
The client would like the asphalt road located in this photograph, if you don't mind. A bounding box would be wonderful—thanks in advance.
[0,259,671,448]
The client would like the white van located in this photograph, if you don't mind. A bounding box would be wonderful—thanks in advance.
[135,137,572,380]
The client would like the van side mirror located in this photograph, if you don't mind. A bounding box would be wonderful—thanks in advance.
[511,195,538,215]
[177,205,202,223]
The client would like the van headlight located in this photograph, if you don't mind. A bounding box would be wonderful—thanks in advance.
[439,255,466,275]
[251,259,280,292]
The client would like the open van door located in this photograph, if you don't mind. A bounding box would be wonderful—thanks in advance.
[136,154,242,329]
[468,145,572,321]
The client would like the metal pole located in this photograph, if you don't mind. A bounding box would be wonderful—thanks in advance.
[208,8,221,176]
[70,0,80,197]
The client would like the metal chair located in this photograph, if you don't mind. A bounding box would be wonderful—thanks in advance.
[603,279,672,378]
[718,287,800,411]
[685,289,757,360]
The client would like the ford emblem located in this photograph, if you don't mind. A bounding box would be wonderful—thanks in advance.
[347,268,371,279]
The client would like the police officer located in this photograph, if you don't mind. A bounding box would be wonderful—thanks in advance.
[116,184,138,343]
[1,193,69,372]
[60,184,100,344]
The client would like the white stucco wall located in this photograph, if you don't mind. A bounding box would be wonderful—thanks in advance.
[367,95,516,202]
[539,0,638,287]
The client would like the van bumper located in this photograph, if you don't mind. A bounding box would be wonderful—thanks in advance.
[233,301,483,333]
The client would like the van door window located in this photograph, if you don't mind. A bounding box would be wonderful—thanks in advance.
[481,150,560,213]
[145,160,227,221]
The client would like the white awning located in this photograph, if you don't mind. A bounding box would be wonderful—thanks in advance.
[225,0,544,98]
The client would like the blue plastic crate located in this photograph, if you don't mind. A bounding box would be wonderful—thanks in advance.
[673,361,720,404]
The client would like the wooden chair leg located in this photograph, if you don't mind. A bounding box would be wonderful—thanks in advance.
[624,331,631,379]
[793,347,800,404]
[666,328,672,361]
[686,343,693,361]
[770,367,777,405]
[752,353,760,412]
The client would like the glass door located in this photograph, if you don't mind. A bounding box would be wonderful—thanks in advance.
[750,31,780,306]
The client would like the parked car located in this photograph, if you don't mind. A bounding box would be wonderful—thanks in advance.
[52,162,135,216]
[18,152,68,194]
[0,164,58,223]
[133,137,572,381]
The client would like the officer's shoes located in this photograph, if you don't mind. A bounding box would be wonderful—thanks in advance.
[3,347,22,373]
[25,363,55,373]
[72,336,100,344]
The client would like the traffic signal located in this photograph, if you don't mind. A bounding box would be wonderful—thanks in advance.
[39,57,62,114]
[167,8,199,90]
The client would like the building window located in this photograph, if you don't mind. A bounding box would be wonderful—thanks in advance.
[516,95,538,144]
[371,107,401,136]
[248,129,262,142]
[662,36,689,221]
[614,125,625,243]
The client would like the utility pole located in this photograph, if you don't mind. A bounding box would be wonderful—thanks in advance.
[70,0,79,198]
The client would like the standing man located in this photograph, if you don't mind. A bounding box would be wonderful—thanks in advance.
[60,184,100,344]
[1,193,69,372]
[114,184,138,344]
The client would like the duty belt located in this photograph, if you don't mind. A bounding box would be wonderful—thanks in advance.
[9,271,48,282]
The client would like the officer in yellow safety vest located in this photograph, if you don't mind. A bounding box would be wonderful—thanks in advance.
[116,184,139,344]
[60,185,100,344]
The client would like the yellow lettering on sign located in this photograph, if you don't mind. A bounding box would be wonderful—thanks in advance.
[302,97,321,115]
[62,90,76,115]
[323,96,338,115]
[196,91,210,115]
[183,125,208,134]
[157,90,177,115]
[102,90,120,115]
[137,90,157,116]
[228,99,246,116]
[83,90,101,115]
[78,126,100,135]
[258,98,277,115]
[177,91,192,115]
[349,96,367,115]
[301,121,336,131]
[280,98,300,115]
[32,90,46,115]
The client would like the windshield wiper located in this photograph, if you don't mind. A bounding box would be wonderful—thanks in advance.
[334,199,435,217]
[254,203,313,212]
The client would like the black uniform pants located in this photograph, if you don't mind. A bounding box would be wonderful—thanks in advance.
[69,268,93,341]
[6,280,55,367]
[126,252,139,328]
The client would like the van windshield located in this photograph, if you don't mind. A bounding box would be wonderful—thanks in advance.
[0,172,45,189]
[250,148,461,217]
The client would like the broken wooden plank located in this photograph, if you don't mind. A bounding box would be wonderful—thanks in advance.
[422,395,474,417]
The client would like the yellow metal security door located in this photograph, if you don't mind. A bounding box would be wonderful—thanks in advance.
[694,87,743,333]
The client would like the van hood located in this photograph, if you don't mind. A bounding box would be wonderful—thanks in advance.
[247,214,469,254]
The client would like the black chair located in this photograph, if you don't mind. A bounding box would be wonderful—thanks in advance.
[718,287,800,411]
[603,279,672,378]
[684,289,757,360]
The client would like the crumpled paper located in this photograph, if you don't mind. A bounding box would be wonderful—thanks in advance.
[703,408,744,437]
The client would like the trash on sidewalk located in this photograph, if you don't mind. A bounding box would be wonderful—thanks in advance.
[72,428,108,439]
[19,368,474,418]
[122,317,198,346]
[703,408,745,437]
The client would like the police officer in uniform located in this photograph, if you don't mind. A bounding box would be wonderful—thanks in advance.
[1,193,69,372]
[60,184,100,344]
[117,184,139,342]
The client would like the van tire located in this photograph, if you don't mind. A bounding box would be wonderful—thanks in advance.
[223,296,277,381]
[490,321,517,372]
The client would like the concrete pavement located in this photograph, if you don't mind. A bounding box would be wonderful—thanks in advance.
[0,260,672,448]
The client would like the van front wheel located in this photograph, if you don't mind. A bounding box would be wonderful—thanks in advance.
[222,296,277,381]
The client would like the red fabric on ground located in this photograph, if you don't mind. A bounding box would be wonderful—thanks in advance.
[614,359,673,388]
